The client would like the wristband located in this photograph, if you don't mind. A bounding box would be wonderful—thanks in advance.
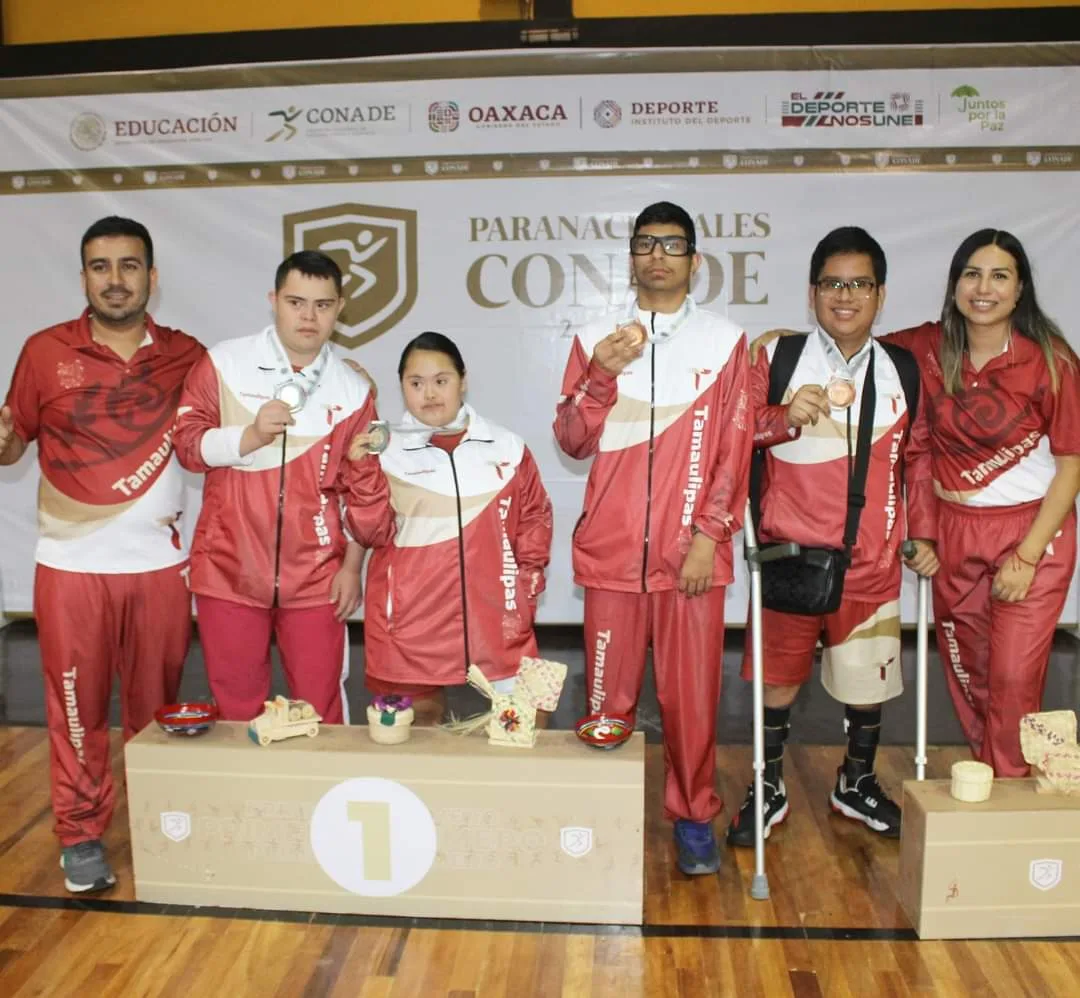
[1013,549,1040,569]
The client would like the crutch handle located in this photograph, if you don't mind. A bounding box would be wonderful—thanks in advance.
[901,540,917,559]
[749,541,801,565]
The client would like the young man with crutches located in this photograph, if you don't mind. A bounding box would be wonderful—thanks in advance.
[729,227,938,847]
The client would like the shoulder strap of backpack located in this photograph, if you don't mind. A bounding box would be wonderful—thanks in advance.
[878,340,921,429]
[750,333,808,529]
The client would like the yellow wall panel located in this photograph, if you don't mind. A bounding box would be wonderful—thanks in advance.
[576,0,1079,14]
[1,1,494,45]
[5,0,1077,45]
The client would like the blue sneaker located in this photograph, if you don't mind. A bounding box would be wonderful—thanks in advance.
[673,819,721,875]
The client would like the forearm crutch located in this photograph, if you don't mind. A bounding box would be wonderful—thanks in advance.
[743,499,798,901]
[903,540,930,781]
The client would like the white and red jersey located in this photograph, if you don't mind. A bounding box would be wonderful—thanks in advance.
[173,326,394,610]
[363,405,553,688]
[884,322,1080,507]
[3,309,204,573]
[753,329,936,602]
[554,297,752,593]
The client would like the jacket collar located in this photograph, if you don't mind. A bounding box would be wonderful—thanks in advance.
[400,403,494,451]
[630,295,696,342]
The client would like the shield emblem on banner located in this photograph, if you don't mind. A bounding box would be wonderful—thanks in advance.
[160,811,191,843]
[283,203,418,348]
[424,161,439,175]
[874,151,890,169]
[722,154,738,170]
[1026,151,1042,167]
[1030,858,1063,891]
[560,826,593,859]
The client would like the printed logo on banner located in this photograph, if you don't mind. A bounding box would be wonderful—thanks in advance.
[70,112,107,152]
[68,111,240,148]
[266,106,303,142]
[428,101,461,133]
[431,101,573,130]
[264,102,404,142]
[949,84,1008,133]
[778,90,925,128]
[593,100,622,128]
[592,99,750,129]
[283,203,418,348]
[1026,151,1042,167]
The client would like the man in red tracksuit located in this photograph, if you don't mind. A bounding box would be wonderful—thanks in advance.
[554,201,752,875]
[727,227,938,849]
[0,216,204,893]
[173,251,394,724]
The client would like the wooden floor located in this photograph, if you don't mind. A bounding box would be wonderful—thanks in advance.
[0,727,1078,996]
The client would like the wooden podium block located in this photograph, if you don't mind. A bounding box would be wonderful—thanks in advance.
[899,778,1080,938]
[125,722,645,924]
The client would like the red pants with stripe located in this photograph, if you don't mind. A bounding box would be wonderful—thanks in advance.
[35,563,191,847]
[195,596,348,723]
[934,501,1077,777]
[584,587,727,823]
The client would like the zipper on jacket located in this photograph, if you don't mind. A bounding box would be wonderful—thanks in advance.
[641,312,657,593]
[272,432,287,608]
[447,449,472,677]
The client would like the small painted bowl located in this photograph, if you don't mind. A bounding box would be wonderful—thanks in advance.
[575,712,634,750]
[154,702,219,736]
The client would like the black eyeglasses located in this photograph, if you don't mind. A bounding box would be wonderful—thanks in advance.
[815,278,877,298]
[630,234,694,257]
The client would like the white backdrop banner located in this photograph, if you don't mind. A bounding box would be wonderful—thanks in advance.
[1,49,1078,623]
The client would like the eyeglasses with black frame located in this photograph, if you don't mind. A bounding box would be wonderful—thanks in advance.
[629,234,694,257]
[815,278,878,298]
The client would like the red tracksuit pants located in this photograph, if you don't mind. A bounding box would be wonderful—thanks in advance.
[195,595,348,723]
[35,563,191,847]
[934,501,1077,777]
[584,587,727,823]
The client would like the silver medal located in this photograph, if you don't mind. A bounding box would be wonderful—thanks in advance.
[274,380,308,414]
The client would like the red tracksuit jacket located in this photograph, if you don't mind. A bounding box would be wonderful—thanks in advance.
[173,326,394,609]
[554,297,753,592]
[363,405,553,687]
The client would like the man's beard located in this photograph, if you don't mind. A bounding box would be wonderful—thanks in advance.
[90,290,149,328]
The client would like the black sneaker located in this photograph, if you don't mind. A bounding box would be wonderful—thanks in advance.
[726,779,790,847]
[59,839,116,894]
[829,769,901,838]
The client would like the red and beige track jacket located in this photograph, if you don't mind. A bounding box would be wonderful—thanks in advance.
[173,326,394,609]
[362,406,553,687]
[554,297,753,593]
[753,329,937,602]
[883,322,1080,508]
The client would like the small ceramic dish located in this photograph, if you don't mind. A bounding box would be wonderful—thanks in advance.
[154,702,219,736]
[574,712,634,750]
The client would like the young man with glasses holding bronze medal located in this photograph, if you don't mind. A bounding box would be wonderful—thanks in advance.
[554,201,752,876]
[727,227,938,849]
[173,251,394,725]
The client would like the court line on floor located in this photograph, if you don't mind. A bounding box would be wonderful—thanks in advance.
[4,891,1074,942]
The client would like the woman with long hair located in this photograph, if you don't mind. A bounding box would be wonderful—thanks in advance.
[353,332,553,726]
[885,228,1080,776]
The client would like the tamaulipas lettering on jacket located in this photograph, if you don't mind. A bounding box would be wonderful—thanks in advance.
[498,496,518,611]
[110,428,173,497]
[681,406,710,526]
